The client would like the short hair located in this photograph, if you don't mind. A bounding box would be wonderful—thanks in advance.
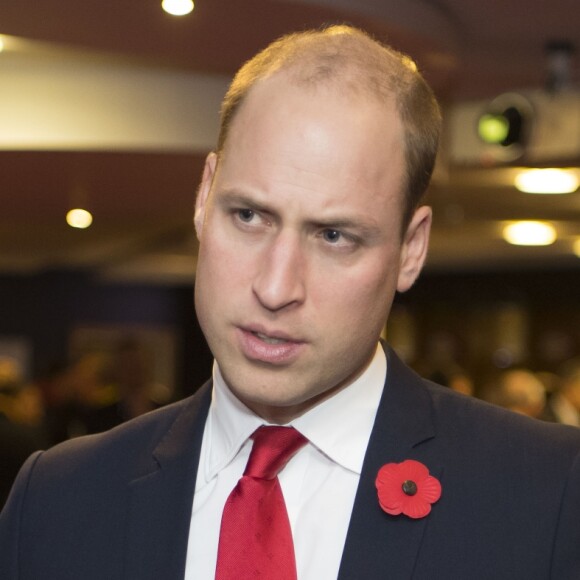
[216,25,442,228]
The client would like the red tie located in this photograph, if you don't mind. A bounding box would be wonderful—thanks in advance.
[215,426,307,580]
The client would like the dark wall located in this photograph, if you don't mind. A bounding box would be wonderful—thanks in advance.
[394,267,580,387]
[0,271,212,397]
[404,268,580,305]
[1,266,578,398]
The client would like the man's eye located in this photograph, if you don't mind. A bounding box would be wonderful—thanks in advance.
[322,229,342,243]
[238,209,255,222]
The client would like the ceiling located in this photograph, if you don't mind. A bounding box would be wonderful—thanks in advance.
[1,0,579,283]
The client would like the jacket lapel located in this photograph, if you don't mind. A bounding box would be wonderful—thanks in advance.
[338,346,441,580]
[124,383,212,580]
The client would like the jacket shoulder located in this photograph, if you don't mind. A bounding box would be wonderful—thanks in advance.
[425,378,580,456]
[24,383,211,490]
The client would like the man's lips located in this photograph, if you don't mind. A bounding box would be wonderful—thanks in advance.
[241,324,304,344]
[237,326,306,364]
[250,331,291,345]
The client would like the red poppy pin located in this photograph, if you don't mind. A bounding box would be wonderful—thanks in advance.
[375,459,442,519]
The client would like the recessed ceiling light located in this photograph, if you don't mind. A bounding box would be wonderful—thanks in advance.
[502,221,556,246]
[162,0,194,16]
[514,168,579,194]
[66,208,93,229]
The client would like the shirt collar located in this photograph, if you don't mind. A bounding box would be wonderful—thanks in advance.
[292,343,386,474]
[203,363,264,482]
[203,343,386,482]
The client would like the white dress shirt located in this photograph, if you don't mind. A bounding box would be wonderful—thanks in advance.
[185,343,386,580]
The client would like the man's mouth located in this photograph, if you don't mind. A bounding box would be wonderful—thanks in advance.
[252,331,289,345]
[238,326,305,364]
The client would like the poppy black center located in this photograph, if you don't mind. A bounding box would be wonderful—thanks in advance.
[402,480,418,496]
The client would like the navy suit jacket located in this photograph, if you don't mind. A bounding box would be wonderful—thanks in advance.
[1,345,580,579]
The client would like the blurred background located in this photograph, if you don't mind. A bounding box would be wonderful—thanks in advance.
[1,1,580,502]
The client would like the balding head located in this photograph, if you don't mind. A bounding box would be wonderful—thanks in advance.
[216,25,441,228]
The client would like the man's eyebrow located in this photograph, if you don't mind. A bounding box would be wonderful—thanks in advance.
[215,189,271,211]
[215,189,383,237]
[311,217,383,237]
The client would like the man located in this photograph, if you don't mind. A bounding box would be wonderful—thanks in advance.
[481,369,548,418]
[0,381,46,509]
[546,360,580,426]
[1,25,580,580]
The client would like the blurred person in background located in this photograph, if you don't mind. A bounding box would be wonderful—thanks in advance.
[482,369,548,419]
[63,344,166,437]
[0,381,46,509]
[35,360,80,445]
[544,360,580,427]
[109,338,170,420]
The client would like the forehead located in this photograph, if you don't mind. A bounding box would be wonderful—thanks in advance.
[217,74,405,214]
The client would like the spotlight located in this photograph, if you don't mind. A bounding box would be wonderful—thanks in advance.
[478,114,509,144]
[477,93,534,154]
[478,108,523,147]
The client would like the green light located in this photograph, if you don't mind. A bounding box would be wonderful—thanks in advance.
[478,114,509,144]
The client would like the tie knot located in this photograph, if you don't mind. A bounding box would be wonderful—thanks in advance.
[244,426,307,480]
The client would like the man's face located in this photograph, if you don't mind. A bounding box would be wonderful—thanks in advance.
[194,75,431,423]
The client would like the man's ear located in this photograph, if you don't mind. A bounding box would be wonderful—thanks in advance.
[396,205,432,293]
[194,152,218,239]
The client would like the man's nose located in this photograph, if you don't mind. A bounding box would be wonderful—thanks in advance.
[252,233,306,312]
